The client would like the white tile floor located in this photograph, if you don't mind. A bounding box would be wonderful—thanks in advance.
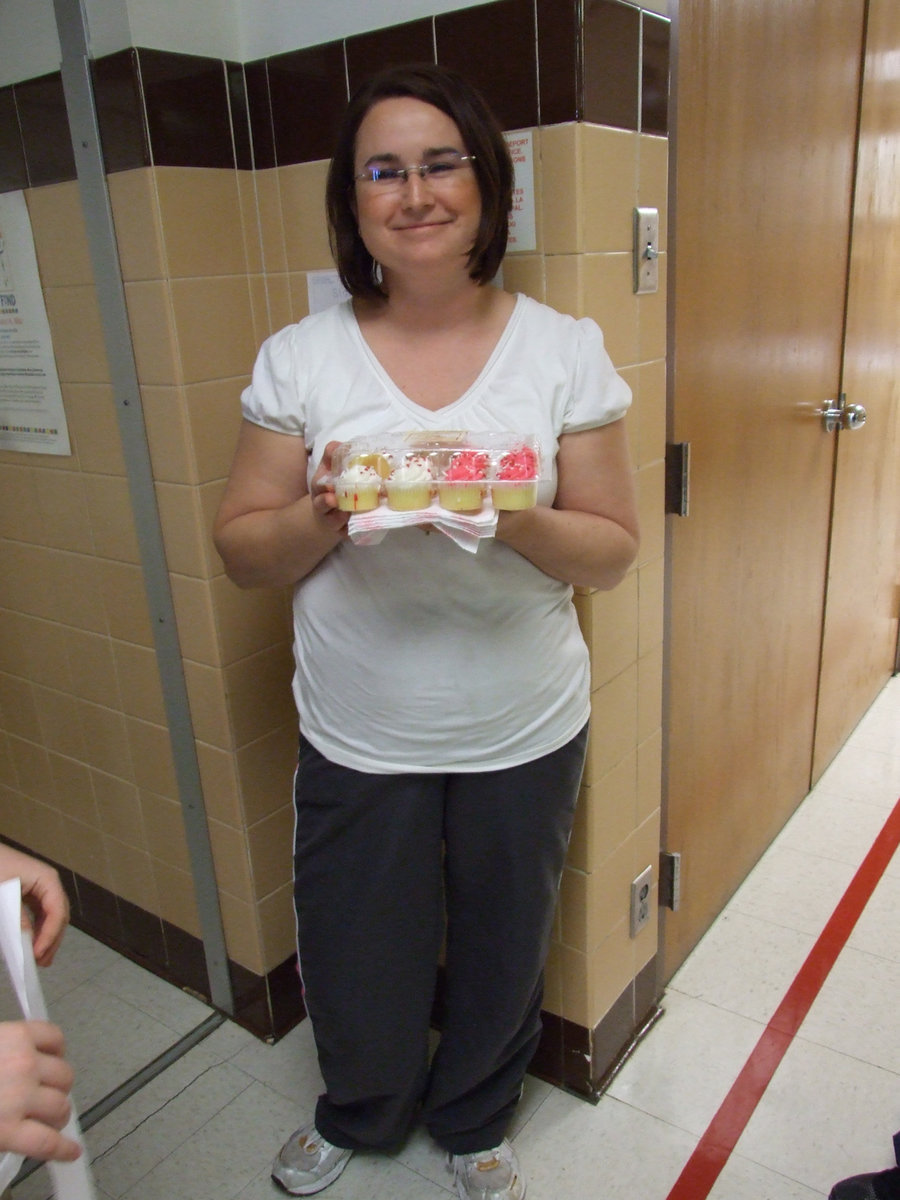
[9,675,900,1200]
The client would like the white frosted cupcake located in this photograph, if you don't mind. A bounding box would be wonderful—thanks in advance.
[385,455,434,511]
[335,461,382,512]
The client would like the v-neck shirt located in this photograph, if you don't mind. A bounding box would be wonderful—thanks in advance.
[242,293,630,773]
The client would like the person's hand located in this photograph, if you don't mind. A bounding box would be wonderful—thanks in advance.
[310,441,351,534]
[0,1020,81,1162]
[0,845,69,966]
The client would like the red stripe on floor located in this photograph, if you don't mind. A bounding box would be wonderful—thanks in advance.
[665,794,900,1200]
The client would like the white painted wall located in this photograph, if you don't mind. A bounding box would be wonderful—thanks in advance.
[0,0,669,86]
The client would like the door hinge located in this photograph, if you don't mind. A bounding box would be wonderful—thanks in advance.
[659,851,682,911]
[665,443,691,516]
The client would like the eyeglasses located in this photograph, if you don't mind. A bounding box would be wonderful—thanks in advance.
[354,154,476,189]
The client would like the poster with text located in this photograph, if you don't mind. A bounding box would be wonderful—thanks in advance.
[504,130,536,253]
[0,190,71,455]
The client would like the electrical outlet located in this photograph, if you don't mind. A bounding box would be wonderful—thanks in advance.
[630,865,654,937]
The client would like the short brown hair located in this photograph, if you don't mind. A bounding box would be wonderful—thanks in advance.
[326,64,514,300]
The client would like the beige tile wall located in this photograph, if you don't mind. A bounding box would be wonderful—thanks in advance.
[0,119,665,1018]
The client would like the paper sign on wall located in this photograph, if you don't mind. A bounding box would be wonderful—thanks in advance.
[504,130,536,253]
[0,191,71,456]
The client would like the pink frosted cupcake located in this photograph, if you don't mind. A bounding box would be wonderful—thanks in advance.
[491,446,539,510]
[438,450,488,512]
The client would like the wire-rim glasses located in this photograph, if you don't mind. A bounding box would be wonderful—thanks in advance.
[354,154,476,189]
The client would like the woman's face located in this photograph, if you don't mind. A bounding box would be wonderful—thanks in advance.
[352,96,482,285]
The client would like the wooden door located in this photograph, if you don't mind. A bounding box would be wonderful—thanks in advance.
[661,0,866,978]
[812,0,900,779]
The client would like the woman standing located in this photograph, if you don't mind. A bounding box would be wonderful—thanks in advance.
[214,64,638,1199]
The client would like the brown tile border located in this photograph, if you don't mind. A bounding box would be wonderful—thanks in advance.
[0,0,668,193]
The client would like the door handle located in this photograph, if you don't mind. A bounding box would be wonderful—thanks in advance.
[821,395,867,433]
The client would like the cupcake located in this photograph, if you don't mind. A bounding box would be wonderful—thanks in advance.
[334,460,382,512]
[438,450,488,512]
[385,455,434,511]
[491,446,539,510]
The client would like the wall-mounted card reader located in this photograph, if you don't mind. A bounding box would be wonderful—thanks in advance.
[633,206,660,294]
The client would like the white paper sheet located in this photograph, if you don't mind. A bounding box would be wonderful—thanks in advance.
[0,878,95,1197]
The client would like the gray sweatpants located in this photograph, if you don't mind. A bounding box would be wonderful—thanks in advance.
[292,724,589,1155]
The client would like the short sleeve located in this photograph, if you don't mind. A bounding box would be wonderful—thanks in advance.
[562,318,632,434]
[240,324,306,437]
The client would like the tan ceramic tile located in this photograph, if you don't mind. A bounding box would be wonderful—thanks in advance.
[581,124,639,253]
[139,385,195,485]
[247,805,294,900]
[638,643,663,745]
[26,181,93,287]
[1,784,29,845]
[582,253,640,368]
[635,358,667,469]
[587,919,636,1025]
[141,790,191,872]
[182,660,232,750]
[247,273,271,346]
[0,733,18,790]
[225,645,295,750]
[91,769,143,847]
[253,168,289,274]
[544,253,583,318]
[576,573,639,689]
[211,574,292,666]
[108,168,166,282]
[33,685,86,761]
[633,809,661,878]
[112,640,166,724]
[84,474,141,563]
[57,551,109,634]
[262,273,292,338]
[288,273,312,324]
[154,482,206,578]
[558,866,588,951]
[542,941,563,1016]
[48,752,97,825]
[0,614,72,691]
[18,797,68,865]
[638,555,665,658]
[184,379,244,485]
[169,276,256,384]
[638,133,669,250]
[617,365,640,464]
[637,254,667,362]
[170,575,220,666]
[78,699,134,781]
[0,673,41,742]
[105,839,158,910]
[258,883,297,972]
[636,459,665,566]
[195,740,243,827]
[0,465,45,542]
[500,254,545,302]
[567,751,638,874]
[124,280,182,386]
[539,123,581,256]
[0,542,53,620]
[43,285,110,384]
[637,728,662,826]
[558,943,591,1028]
[236,170,264,275]
[126,716,177,799]
[61,815,112,887]
[235,722,297,826]
[63,384,127,476]
[151,859,201,936]
[584,665,638,787]
[208,818,254,901]
[218,891,264,974]
[97,560,154,647]
[279,160,333,272]
[155,166,247,279]
[63,628,120,708]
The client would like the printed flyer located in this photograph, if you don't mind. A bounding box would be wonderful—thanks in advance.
[0,190,71,455]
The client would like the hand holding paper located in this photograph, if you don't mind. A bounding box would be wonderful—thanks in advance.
[0,1018,79,1162]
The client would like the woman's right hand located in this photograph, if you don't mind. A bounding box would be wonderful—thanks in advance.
[0,1020,81,1163]
[309,441,350,533]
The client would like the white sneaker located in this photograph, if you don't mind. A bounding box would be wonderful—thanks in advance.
[272,1121,353,1195]
[449,1139,526,1200]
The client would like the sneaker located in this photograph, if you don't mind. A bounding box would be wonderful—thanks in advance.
[272,1122,353,1196]
[449,1139,526,1200]
[829,1166,900,1200]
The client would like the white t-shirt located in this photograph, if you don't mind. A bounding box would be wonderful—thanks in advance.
[241,293,631,773]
